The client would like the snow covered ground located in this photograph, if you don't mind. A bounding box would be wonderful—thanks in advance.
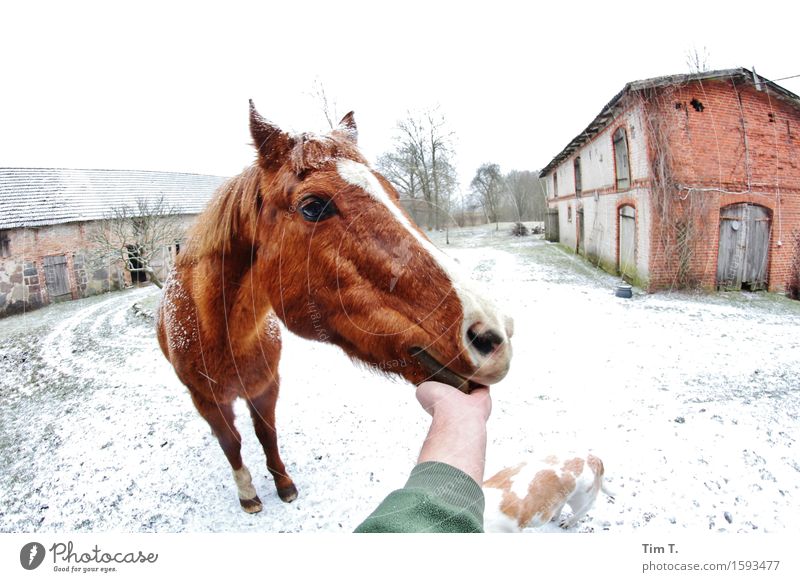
[1,223,799,533]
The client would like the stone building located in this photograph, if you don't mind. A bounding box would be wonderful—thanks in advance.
[0,168,226,316]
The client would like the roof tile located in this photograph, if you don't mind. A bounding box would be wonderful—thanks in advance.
[0,168,228,229]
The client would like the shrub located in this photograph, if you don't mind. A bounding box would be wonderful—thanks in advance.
[511,222,529,236]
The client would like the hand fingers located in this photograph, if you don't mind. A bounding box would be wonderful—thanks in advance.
[416,381,492,417]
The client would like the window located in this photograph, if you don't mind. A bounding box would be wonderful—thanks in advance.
[567,205,572,223]
[613,127,630,190]
[0,231,9,257]
[553,173,558,198]
[574,156,582,194]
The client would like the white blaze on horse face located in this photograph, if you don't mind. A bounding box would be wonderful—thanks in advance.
[336,159,512,379]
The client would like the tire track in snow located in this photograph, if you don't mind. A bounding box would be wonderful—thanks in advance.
[39,287,158,385]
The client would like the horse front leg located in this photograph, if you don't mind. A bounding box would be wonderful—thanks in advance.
[192,393,264,513]
[247,383,298,502]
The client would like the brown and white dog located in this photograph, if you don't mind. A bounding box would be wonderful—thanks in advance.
[483,454,614,532]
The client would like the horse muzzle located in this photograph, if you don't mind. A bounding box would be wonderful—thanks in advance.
[409,326,512,394]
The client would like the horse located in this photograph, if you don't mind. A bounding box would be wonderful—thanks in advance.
[156,101,514,513]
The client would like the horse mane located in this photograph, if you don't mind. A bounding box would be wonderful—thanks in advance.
[181,165,264,260]
[182,132,366,261]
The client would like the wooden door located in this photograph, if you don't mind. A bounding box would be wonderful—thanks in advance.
[619,205,636,280]
[43,255,72,301]
[545,208,559,242]
[742,205,771,290]
[716,204,771,291]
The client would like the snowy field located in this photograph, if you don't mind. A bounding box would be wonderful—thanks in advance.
[1,223,799,533]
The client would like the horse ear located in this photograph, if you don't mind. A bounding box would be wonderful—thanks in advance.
[334,111,358,143]
[249,100,293,167]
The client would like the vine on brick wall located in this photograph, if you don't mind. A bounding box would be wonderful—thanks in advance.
[640,87,713,289]
[788,229,800,300]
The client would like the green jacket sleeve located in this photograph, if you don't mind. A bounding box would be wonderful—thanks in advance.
[354,461,485,533]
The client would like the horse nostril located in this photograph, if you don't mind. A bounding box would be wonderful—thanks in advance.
[466,324,504,357]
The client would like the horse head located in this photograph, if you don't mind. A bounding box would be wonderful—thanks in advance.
[247,102,513,391]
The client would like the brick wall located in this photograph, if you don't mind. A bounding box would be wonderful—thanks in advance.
[646,79,800,292]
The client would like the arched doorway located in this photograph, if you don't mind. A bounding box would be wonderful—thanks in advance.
[618,205,636,280]
[716,203,771,291]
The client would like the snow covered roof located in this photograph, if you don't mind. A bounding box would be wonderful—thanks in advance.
[0,167,228,229]
[538,67,800,178]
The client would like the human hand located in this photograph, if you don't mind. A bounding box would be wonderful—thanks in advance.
[416,380,492,424]
[415,381,491,484]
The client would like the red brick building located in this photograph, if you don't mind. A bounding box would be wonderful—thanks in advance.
[540,68,800,292]
[0,168,226,316]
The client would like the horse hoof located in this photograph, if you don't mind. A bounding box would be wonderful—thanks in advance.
[240,496,263,513]
[277,484,298,503]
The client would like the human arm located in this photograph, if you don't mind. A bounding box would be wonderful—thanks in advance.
[415,381,491,485]
[354,381,491,533]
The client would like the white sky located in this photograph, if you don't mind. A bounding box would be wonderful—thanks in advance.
[2,0,799,190]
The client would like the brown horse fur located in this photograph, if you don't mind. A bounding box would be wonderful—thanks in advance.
[156,102,513,512]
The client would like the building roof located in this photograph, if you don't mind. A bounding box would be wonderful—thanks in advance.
[0,167,228,229]
[538,68,800,177]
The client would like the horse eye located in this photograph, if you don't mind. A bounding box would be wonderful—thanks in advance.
[299,196,337,222]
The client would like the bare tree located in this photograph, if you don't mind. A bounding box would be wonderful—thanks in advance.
[436,155,459,243]
[309,78,340,130]
[89,195,185,288]
[470,163,505,230]
[380,107,457,230]
[376,147,424,223]
[685,46,711,73]
[504,170,528,221]
[501,169,550,223]
[377,148,422,199]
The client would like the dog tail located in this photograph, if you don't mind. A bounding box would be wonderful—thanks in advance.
[587,454,616,501]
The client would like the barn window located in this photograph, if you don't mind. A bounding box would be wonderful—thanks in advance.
[0,231,10,257]
[613,127,631,191]
[567,205,573,223]
[574,157,582,194]
[553,173,558,198]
